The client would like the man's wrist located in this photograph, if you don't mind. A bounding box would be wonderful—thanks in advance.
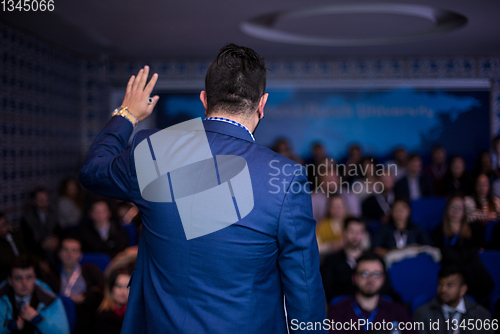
[112,106,138,127]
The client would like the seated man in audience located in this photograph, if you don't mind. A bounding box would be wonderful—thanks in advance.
[79,200,129,259]
[394,154,433,201]
[413,266,493,334]
[53,236,104,334]
[424,145,448,196]
[362,173,395,223]
[0,212,26,282]
[20,187,61,269]
[327,252,416,333]
[321,217,367,303]
[0,255,69,334]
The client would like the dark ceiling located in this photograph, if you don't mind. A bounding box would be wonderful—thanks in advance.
[1,0,500,59]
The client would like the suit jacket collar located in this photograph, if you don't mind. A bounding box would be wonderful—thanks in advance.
[202,119,255,143]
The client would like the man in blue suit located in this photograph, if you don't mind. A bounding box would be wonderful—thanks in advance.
[80,44,327,333]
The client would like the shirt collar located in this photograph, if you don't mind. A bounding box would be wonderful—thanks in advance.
[204,117,255,141]
[442,297,466,315]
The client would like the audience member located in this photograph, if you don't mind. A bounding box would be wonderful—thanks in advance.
[413,266,493,334]
[342,144,363,184]
[57,177,83,232]
[326,252,416,333]
[432,196,494,301]
[491,135,500,173]
[0,255,69,334]
[20,187,61,268]
[316,195,347,255]
[394,154,433,201]
[442,156,471,197]
[362,172,395,223]
[385,146,408,181]
[473,151,499,182]
[272,138,303,164]
[51,237,104,334]
[424,145,447,196]
[305,142,329,186]
[320,217,367,302]
[94,268,131,334]
[79,201,129,259]
[464,174,500,225]
[0,212,26,282]
[311,163,361,223]
[373,199,431,257]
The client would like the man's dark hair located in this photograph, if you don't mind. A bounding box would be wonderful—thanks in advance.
[205,43,266,116]
[59,235,82,251]
[408,153,421,162]
[9,255,35,277]
[438,265,466,285]
[344,216,365,230]
[30,186,48,199]
[355,252,386,275]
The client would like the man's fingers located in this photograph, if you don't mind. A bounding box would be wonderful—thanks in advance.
[126,75,135,94]
[132,68,144,91]
[139,65,150,91]
[144,73,158,95]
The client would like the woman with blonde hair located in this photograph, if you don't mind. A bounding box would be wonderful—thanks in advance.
[316,194,346,255]
[94,268,131,334]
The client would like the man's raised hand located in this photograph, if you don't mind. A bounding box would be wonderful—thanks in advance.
[121,65,160,122]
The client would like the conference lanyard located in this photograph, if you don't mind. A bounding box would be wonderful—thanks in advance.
[444,234,459,247]
[352,301,378,331]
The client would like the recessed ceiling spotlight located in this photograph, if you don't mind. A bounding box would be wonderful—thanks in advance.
[240,4,467,46]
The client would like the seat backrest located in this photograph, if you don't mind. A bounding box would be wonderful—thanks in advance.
[388,253,441,304]
[479,251,500,297]
[81,252,111,272]
[57,294,76,333]
[411,197,447,235]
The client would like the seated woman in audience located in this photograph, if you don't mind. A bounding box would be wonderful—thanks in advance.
[372,199,430,257]
[433,195,494,301]
[442,156,471,197]
[473,151,499,182]
[94,268,131,334]
[316,195,346,255]
[432,195,480,250]
[464,173,500,226]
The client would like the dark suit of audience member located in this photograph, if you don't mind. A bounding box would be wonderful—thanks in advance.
[394,154,433,201]
[79,201,129,259]
[0,213,27,282]
[488,222,500,250]
[20,189,62,269]
[394,175,433,201]
[79,222,129,259]
[413,266,493,334]
[362,192,394,222]
[95,309,125,334]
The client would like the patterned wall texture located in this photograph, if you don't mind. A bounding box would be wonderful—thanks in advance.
[0,22,83,223]
[2,19,500,222]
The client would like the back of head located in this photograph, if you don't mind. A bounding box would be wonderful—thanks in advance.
[205,43,266,117]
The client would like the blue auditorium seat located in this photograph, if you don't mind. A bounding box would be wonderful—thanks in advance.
[411,197,447,235]
[81,252,111,272]
[479,251,500,297]
[387,253,441,305]
[122,223,138,246]
[58,294,76,333]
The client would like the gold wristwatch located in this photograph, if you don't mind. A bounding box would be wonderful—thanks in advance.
[111,106,138,127]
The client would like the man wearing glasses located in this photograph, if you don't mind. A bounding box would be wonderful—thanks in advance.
[327,252,416,333]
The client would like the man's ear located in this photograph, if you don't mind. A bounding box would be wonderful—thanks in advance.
[459,283,468,298]
[257,93,268,119]
[200,91,208,116]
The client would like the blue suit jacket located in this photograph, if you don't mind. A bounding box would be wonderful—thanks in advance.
[79,116,327,333]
